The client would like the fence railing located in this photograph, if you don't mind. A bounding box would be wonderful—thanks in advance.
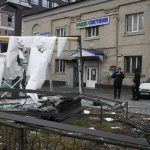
[0,112,149,150]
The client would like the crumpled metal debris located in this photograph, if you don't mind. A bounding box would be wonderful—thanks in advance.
[0,95,66,112]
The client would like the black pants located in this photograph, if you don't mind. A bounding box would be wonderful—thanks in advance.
[114,85,122,98]
[132,84,140,99]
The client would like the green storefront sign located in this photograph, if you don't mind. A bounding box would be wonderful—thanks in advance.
[76,16,109,29]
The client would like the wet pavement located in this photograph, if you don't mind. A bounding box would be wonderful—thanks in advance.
[51,86,150,115]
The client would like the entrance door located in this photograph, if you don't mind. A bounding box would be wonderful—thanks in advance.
[86,67,97,88]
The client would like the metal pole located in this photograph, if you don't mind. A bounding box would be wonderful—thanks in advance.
[125,102,128,119]
[11,8,22,97]
[15,9,22,36]
[77,36,84,95]
[48,63,53,92]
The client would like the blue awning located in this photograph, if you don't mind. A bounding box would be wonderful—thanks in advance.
[71,48,104,57]
[71,48,104,61]
[82,48,104,55]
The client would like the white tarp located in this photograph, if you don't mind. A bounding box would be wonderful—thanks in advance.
[18,36,57,102]
[26,37,56,89]
[57,37,67,57]
[0,36,67,103]
[6,36,19,68]
[0,53,6,86]
[5,36,23,80]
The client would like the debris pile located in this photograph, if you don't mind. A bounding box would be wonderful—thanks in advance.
[0,95,79,113]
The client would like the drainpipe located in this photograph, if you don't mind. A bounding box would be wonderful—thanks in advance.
[115,8,119,67]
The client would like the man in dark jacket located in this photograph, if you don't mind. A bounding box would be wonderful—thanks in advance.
[112,67,125,99]
[131,68,141,101]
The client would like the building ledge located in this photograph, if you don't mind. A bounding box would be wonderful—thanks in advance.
[124,31,145,37]
[53,73,66,75]
[84,36,100,41]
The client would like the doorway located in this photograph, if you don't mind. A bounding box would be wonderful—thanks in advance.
[86,67,97,88]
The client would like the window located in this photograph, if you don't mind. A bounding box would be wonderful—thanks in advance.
[56,28,66,37]
[126,13,144,33]
[55,60,65,73]
[86,26,99,37]
[124,56,142,73]
[42,0,49,8]
[3,14,15,28]
[32,24,40,36]
[7,15,14,28]
[31,0,39,5]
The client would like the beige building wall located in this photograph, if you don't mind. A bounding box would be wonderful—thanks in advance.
[22,0,150,86]
[118,1,150,85]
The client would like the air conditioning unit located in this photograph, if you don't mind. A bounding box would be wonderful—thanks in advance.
[6,0,31,8]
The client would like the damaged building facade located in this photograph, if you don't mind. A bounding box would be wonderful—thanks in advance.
[22,0,150,88]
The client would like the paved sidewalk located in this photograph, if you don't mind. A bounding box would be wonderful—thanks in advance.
[50,86,150,115]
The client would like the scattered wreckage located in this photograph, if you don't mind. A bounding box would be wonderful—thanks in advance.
[0,36,126,121]
[0,36,82,120]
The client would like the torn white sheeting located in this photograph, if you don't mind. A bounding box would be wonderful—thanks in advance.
[26,93,40,104]
[26,37,56,90]
[6,36,19,68]
[4,36,63,103]
[0,53,6,86]
[16,36,36,49]
[57,37,67,57]
[5,36,41,73]
[4,37,23,80]
[4,63,23,80]
[26,37,56,102]
[19,50,25,59]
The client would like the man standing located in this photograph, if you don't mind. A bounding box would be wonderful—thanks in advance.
[112,68,125,99]
[131,68,141,101]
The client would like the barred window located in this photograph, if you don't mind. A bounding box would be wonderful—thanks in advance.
[55,59,65,73]
[56,28,66,37]
[124,56,142,73]
[86,26,99,37]
[126,13,144,33]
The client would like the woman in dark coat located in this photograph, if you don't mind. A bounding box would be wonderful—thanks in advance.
[112,68,125,99]
[131,68,141,100]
